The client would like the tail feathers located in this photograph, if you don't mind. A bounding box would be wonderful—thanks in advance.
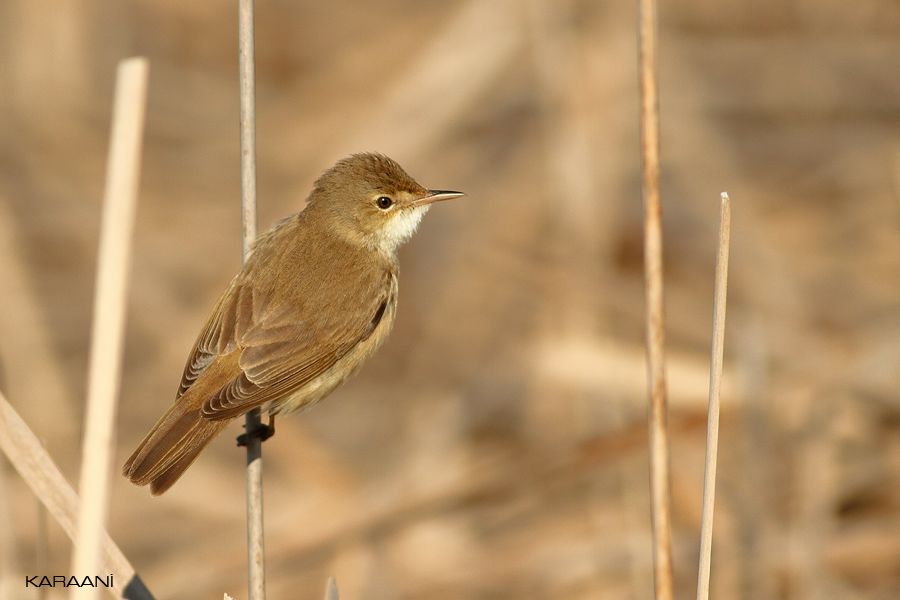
[123,404,229,495]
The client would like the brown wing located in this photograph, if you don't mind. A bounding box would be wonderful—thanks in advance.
[176,276,251,398]
[176,267,393,422]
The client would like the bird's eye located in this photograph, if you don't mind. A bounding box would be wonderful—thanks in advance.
[376,196,393,210]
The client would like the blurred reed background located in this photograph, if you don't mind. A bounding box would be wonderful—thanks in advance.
[0,1,898,599]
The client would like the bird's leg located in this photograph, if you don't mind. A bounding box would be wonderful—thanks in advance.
[236,412,276,447]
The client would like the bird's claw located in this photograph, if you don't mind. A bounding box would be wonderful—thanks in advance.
[236,415,276,447]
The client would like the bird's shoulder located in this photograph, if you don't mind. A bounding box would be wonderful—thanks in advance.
[248,211,396,299]
[207,212,397,354]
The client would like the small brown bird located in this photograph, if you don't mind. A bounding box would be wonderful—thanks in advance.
[123,153,463,494]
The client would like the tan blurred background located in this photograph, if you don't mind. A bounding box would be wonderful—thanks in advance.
[1,1,898,598]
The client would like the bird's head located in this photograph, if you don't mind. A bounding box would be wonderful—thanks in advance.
[307,153,464,254]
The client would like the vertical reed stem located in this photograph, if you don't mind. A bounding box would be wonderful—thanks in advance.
[695,193,732,600]
[237,1,265,599]
[36,498,49,600]
[71,57,148,600]
[637,1,674,598]
[324,577,339,600]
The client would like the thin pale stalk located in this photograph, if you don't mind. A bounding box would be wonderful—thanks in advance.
[37,498,49,600]
[637,0,673,598]
[0,391,154,599]
[237,1,265,599]
[324,577,339,600]
[696,193,732,600]
[71,57,148,600]
[238,0,258,259]
[0,458,14,599]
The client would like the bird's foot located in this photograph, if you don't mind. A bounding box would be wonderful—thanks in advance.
[237,414,276,447]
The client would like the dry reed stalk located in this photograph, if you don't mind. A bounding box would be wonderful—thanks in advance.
[325,576,339,600]
[36,496,50,600]
[237,1,265,599]
[0,391,154,598]
[0,458,15,599]
[637,1,674,599]
[71,57,148,600]
[695,193,732,600]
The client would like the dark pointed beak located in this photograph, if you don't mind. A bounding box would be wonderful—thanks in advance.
[413,189,466,207]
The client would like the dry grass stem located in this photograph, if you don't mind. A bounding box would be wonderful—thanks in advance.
[237,1,265,599]
[325,576,339,600]
[695,193,732,600]
[0,391,153,598]
[638,0,674,598]
[37,497,50,600]
[0,459,15,599]
[71,57,148,600]
[238,0,258,259]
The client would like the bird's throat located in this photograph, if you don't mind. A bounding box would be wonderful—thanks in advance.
[380,205,430,253]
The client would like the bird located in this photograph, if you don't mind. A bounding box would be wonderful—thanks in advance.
[123,153,464,494]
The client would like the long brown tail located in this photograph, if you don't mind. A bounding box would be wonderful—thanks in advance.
[123,401,230,495]
[125,350,242,494]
